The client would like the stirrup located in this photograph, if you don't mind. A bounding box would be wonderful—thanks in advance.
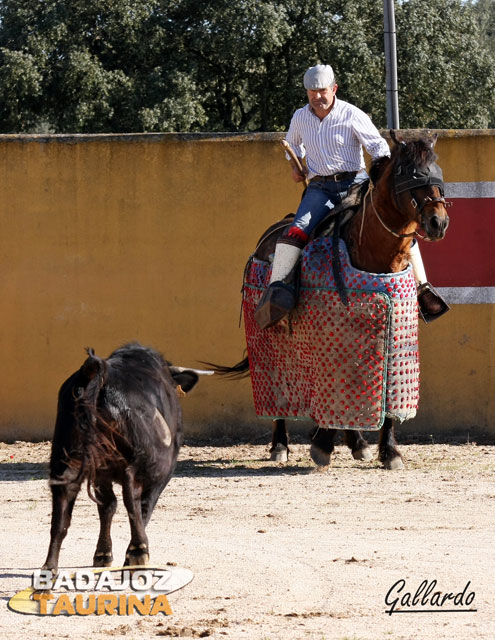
[254,282,296,329]
[417,282,450,324]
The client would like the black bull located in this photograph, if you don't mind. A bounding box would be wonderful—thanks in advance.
[42,343,200,575]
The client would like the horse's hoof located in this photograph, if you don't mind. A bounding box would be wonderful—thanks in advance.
[310,444,331,467]
[352,446,373,461]
[384,456,404,470]
[270,443,288,462]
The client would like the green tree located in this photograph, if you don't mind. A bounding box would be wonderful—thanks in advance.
[167,0,296,131]
[395,0,495,128]
[469,0,495,125]
[0,47,43,130]
[0,0,207,132]
[470,0,495,56]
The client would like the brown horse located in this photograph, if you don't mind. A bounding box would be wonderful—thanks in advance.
[212,131,450,469]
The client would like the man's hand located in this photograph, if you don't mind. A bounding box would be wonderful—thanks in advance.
[280,140,309,187]
[291,164,308,183]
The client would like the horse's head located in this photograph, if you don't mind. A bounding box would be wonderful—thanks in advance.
[388,130,450,241]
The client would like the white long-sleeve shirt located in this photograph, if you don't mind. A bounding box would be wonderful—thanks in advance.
[285,98,390,179]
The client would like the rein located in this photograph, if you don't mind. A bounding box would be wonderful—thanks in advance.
[369,187,425,240]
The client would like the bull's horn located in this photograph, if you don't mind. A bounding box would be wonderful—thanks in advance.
[169,366,214,376]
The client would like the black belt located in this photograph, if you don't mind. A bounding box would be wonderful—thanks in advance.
[310,171,357,183]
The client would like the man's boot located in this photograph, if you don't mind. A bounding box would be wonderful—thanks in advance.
[409,241,450,323]
[254,242,301,329]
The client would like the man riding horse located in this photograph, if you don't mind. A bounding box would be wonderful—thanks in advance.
[255,64,449,330]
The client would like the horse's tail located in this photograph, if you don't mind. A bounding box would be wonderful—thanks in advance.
[71,349,126,501]
[200,356,250,379]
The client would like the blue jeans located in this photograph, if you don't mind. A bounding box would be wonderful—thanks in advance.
[291,170,368,237]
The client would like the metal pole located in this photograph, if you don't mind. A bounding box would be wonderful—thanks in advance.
[383,0,400,129]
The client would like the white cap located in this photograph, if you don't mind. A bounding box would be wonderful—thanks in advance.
[303,64,335,90]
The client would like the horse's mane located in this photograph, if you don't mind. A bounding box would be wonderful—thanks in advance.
[398,137,438,170]
[369,134,438,185]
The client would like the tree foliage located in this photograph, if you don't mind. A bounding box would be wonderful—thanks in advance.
[396,0,495,128]
[469,0,495,57]
[0,0,493,133]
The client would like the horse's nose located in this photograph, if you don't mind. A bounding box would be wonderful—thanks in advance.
[427,213,449,239]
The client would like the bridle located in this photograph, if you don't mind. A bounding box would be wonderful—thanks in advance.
[367,189,447,241]
[362,151,451,242]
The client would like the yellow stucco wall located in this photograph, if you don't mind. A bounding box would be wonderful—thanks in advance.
[0,131,493,440]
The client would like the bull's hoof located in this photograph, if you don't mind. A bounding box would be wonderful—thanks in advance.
[352,446,373,461]
[124,554,150,567]
[270,443,289,462]
[125,544,150,567]
[309,443,331,467]
[383,456,405,470]
[93,551,113,567]
[40,564,57,580]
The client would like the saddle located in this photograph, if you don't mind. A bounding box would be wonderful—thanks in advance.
[263,180,370,299]
[310,179,369,240]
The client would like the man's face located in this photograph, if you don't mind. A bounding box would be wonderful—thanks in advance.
[307,85,337,112]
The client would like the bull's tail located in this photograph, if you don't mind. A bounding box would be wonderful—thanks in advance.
[200,355,250,379]
[73,349,124,502]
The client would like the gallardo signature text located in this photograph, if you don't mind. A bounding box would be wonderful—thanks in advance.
[385,579,476,615]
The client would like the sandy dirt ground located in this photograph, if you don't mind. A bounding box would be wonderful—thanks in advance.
[0,437,494,640]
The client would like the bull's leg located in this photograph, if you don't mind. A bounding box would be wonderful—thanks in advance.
[42,480,81,576]
[344,429,373,461]
[93,481,117,567]
[122,469,149,566]
[378,418,404,470]
[269,419,289,462]
[309,428,336,466]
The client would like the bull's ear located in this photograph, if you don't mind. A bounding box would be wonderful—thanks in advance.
[169,369,199,393]
[81,348,105,381]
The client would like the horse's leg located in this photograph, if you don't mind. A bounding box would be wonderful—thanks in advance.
[42,479,81,575]
[378,417,404,470]
[269,419,289,462]
[309,427,336,466]
[122,469,149,566]
[344,429,373,461]
[93,479,117,568]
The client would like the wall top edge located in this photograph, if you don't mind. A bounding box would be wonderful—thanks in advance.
[0,129,494,144]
